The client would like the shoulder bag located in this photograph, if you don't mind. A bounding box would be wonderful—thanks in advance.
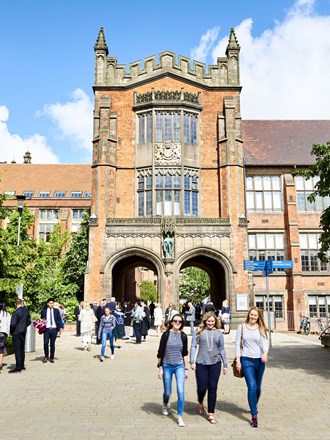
[231,324,244,378]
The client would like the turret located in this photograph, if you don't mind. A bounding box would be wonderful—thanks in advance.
[226,28,240,85]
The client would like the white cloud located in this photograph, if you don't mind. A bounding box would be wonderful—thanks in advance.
[190,27,220,63]
[0,105,60,164]
[198,0,330,119]
[41,88,93,152]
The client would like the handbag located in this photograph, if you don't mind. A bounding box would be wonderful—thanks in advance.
[231,324,244,378]
[231,358,244,378]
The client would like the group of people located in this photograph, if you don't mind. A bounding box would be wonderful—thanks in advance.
[1,297,268,429]
[73,297,152,360]
[157,307,269,428]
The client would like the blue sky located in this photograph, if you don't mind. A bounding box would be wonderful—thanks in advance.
[1,0,330,164]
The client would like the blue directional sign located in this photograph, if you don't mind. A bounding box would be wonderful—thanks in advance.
[244,260,266,271]
[264,259,273,276]
[272,260,294,269]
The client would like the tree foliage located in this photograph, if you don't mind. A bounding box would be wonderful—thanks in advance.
[292,142,330,262]
[139,280,157,303]
[62,214,89,299]
[179,267,210,303]
[0,200,89,318]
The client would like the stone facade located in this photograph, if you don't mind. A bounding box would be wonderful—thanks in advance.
[85,28,249,312]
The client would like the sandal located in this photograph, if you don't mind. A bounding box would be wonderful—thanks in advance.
[208,414,217,424]
[197,403,204,415]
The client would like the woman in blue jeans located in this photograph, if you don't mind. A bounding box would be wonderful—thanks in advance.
[235,307,269,428]
[190,311,228,424]
[157,314,189,427]
[98,307,116,361]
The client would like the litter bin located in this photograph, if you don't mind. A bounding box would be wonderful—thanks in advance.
[25,322,36,352]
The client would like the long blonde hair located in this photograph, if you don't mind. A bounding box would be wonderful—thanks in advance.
[196,312,221,336]
[245,306,268,338]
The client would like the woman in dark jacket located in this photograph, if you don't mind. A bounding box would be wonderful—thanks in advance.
[157,314,189,427]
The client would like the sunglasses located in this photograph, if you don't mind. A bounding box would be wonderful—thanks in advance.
[172,320,183,324]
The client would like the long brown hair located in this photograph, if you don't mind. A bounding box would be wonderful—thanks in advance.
[196,311,221,336]
[245,306,268,338]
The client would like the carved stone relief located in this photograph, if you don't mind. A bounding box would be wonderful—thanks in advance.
[154,141,181,165]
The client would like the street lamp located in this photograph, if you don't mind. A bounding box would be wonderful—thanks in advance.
[16,195,26,246]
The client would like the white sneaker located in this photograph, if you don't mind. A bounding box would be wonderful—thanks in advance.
[162,405,169,416]
[110,354,114,360]
[100,356,104,362]
[177,416,185,427]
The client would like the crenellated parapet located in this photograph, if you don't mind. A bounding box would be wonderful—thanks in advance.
[94,28,240,88]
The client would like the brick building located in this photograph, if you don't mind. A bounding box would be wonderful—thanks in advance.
[1,28,330,330]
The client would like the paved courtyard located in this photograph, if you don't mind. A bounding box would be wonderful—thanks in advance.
[1,326,329,440]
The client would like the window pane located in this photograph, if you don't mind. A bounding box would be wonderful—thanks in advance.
[263,176,271,190]
[254,176,262,190]
[300,234,307,249]
[164,114,171,141]
[156,191,162,215]
[272,176,280,190]
[165,175,172,189]
[264,192,272,210]
[184,190,190,215]
[146,113,152,143]
[256,234,265,249]
[273,192,281,210]
[164,190,172,215]
[192,191,198,216]
[255,192,263,209]
[138,116,144,144]
[275,234,284,249]
[174,191,180,215]
[266,234,274,249]
[248,235,256,249]
[246,177,253,190]
[246,192,254,210]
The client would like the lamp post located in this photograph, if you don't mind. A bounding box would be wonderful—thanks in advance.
[16,195,26,246]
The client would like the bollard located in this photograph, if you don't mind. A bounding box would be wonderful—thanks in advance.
[25,322,36,352]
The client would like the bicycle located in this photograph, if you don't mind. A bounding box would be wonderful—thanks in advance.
[315,317,325,335]
[297,315,310,335]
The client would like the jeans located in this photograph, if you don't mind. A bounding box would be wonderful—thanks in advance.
[195,361,221,413]
[101,331,115,356]
[241,356,265,417]
[133,322,141,343]
[162,363,185,417]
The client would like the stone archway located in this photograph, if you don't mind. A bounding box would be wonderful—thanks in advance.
[175,248,234,310]
[104,248,165,304]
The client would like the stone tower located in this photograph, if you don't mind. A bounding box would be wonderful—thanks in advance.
[85,28,249,310]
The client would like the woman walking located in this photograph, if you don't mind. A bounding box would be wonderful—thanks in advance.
[235,307,269,428]
[220,299,231,334]
[157,314,189,427]
[98,307,116,361]
[190,311,228,424]
[113,303,125,348]
[0,303,11,371]
[79,303,97,351]
[153,303,164,336]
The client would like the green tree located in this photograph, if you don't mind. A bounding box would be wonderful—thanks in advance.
[179,267,210,303]
[292,142,330,262]
[62,213,89,299]
[0,204,37,306]
[139,280,157,303]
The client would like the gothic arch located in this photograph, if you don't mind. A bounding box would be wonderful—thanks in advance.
[101,247,166,303]
[174,247,235,310]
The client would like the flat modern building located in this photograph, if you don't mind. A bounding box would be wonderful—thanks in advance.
[1,28,330,331]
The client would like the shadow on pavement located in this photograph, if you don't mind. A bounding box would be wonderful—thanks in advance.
[269,344,330,379]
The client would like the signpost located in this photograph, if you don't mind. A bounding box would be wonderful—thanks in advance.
[244,259,294,348]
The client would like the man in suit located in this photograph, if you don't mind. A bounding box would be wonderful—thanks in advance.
[41,298,62,363]
[9,298,31,373]
[74,300,84,337]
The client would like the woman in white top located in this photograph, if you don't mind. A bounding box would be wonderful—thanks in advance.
[153,303,164,336]
[79,303,97,351]
[235,307,269,428]
[0,303,11,370]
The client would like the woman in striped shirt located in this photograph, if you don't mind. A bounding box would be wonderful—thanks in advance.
[157,314,189,427]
